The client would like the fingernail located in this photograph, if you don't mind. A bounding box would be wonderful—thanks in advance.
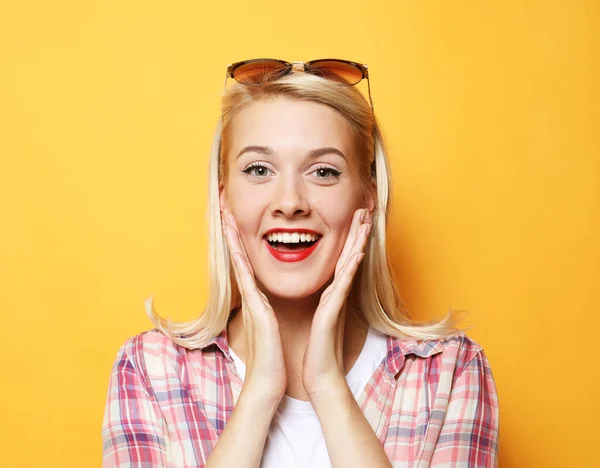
[359,209,366,223]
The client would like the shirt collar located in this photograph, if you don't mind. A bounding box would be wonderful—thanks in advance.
[384,334,445,377]
[199,327,232,360]
[198,326,446,377]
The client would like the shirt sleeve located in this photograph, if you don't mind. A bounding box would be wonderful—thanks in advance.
[429,349,500,467]
[102,341,168,467]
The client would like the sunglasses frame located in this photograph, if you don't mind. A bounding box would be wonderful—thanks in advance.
[222,58,376,176]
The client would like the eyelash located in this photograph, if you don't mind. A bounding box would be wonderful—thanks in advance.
[242,163,342,179]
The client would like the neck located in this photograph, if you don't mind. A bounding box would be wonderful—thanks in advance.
[264,287,323,342]
[227,281,369,375]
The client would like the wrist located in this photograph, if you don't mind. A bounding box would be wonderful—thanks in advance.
[239,384,284,412]
[307,375,350,405]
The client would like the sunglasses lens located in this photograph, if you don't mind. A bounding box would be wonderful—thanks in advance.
[233,60,290,85]
[306,60,364,85]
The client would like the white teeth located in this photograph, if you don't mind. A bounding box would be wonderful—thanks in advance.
[266,232,321,243]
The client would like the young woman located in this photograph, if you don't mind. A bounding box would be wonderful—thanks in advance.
[102,58,499,467]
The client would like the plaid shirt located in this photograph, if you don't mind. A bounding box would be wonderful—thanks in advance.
[102,327,499,467]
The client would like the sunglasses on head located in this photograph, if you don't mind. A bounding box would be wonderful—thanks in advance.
[222,58,376,176]
[223,58,373,106]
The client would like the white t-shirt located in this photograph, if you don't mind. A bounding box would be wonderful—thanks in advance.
[228,326,389,468]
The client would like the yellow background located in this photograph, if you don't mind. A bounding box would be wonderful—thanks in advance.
[1,1,598,466]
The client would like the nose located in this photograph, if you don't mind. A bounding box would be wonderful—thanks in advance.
[270,175,311,219]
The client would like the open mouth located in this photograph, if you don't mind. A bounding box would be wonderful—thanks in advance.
[264,235,322,252]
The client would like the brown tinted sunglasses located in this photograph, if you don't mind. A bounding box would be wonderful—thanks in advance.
[222,58,376,175]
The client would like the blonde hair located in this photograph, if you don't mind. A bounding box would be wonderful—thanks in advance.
[145,70,468,348]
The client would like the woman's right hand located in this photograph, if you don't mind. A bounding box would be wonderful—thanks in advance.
[222,210,288,405]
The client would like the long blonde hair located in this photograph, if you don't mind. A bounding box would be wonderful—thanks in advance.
[145,70,468,348]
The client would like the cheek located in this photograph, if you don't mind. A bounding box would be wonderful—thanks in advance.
[234,214,260,243]
[322,214,356,260]
[229,208,263,253]
[229,188,263,230]
[316,200,356,235]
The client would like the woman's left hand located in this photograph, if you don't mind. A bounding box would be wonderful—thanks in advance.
[301,207,373,398]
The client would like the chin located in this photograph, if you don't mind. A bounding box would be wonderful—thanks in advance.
[257,275,329,300]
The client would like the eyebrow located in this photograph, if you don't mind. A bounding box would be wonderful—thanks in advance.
[236,145,347,162]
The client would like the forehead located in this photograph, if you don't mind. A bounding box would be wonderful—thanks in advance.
[228,97,355,160]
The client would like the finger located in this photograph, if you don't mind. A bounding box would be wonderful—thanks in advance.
[329,223,370,295]
[336,209,365,276]
[222,221,242,266]
[327,251,366,309]
[232,252,267,316]
[318,282,335,306]
[226,211,255,276]
[222,210,255,277]
[337,215,371,278]
[222,216,261,311]
[316,252,364,333]
[223,225,246,295]
[222,216,253,294]
[338,209,364,264]
[356,222,372,255]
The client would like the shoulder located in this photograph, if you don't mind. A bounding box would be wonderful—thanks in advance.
[438,331,485,371]
[113,329,190,382]
[118,328,179,359]
[394,331,487,379]
[112,328,227,388]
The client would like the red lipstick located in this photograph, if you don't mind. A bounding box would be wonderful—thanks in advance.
[263,228,322,263]
[264,237,322,262]
[263,227,321,236]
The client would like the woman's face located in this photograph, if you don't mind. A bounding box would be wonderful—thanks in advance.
[220,97,374,300]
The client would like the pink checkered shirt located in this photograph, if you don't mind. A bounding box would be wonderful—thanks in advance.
[102,327,499,467]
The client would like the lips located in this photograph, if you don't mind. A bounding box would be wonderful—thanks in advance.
[263,227,322,237]
[264,236,322,262]
[261,227,323,262]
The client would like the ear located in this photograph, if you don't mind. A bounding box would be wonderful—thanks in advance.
[219,183,229,214]
[364,178,377,218]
